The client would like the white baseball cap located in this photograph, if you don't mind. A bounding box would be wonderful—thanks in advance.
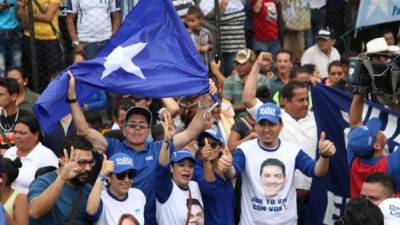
[379,198,400,225]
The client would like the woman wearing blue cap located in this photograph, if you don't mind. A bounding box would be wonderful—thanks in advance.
[86,153,146,225]
[193,129,235,225]
[155,112,203,225]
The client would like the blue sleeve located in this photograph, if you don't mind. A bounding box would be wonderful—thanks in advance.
[155,163,173,204]
[387,151,400,192]
[232,148,246,176]
[193,163,220,196]
[295,150,316,178]
[105,137,117,157]
[27,175,51,202]
[87,91,108,111]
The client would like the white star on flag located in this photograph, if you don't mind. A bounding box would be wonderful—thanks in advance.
[101,42,147,80]
[365,0,389,19]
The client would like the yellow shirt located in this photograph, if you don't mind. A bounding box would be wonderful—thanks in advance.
[4,190,19,218]
[24,0,60,40]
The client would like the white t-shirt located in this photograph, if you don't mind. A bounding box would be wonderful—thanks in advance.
[4,142,59,193]
[96,188,146,225]
[235,139,315,225]
[66,0,120,42]
[301,44,341,78]
[247,100,318,190]
[156,180,202,225]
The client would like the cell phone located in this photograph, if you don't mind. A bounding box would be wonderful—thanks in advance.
[214,54,220,63]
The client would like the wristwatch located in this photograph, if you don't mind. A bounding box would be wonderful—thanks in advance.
[72,41,80,48]
[65,97,77,104]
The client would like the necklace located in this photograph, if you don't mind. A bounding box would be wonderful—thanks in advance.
[0,109,19,133]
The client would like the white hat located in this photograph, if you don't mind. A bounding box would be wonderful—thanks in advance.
[366,37,400,54]
[378,198,400,225]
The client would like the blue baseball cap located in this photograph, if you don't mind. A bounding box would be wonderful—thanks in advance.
[110,153,136,174]
[197,129,224,144]
[256,102,282,124]
[171,150,195,164]
[348,118,382,158]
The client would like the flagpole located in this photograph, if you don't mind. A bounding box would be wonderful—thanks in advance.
[214,0,221,61]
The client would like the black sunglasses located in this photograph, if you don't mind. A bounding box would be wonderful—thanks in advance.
[209,142,221,149]
[115,170,135,180]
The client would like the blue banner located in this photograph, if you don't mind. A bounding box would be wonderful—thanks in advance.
[306,84,400,225]
[356,0,400,28]
[34,0,209,134]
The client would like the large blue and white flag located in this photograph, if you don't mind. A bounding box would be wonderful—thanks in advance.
[356,0,400,28]
[34,0,209,134]
[306,84,400,225]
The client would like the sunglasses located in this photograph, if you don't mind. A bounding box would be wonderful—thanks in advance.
[125,122,149,130]
[208,142,221,149]
[115,170,135,180]
[77,159,96,167]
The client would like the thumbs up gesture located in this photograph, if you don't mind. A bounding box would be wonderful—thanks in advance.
[201,139,213,161]
[318,132,336,158]
[218,147,232,172]
[100,154,115,177]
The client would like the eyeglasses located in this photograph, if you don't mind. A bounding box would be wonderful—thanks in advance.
[125,122,149,130]
[115,170,135,180]
[77,159,96,167]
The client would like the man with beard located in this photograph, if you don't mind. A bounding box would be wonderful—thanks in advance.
[28,135,100,225]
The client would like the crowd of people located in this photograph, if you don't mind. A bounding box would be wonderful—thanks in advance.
[0,0,400,225]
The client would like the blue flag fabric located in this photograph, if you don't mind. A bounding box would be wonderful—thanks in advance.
[306,84,400,225]
[34,0,209,134]
[356,0,400,28]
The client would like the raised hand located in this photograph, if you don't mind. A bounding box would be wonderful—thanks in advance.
[256,52,273,68]
[161,111,176,141]
[208,79,217,96]
[218,147,232,172]
[59,147,81,181]
[201,139,212,161]
[100,154,114,176]
[67,70,77,99]
[319,132,336,158]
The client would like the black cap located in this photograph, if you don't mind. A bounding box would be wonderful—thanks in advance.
[124,107,153,126]
[316,27,335,40]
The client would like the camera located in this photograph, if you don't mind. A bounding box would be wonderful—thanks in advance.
[346,53,400,106]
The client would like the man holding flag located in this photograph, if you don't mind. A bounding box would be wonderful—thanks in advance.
[307,83,400,224]
[347,93,400,198]
[67,72,214,224]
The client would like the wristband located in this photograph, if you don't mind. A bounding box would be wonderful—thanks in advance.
[65,97,77,104]
[97,173,109,185]
[163,139,172,146]
[320,154,330,159]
